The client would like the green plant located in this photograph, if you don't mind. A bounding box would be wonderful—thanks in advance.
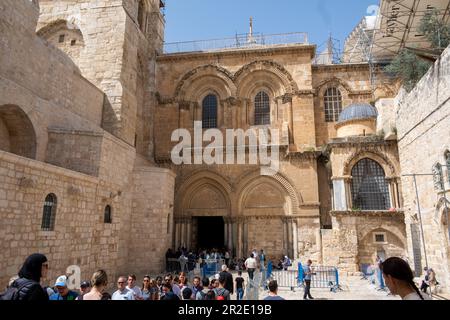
[419,9,450,49]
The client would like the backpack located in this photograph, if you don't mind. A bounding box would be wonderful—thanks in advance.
[199,289,215,300]
[0,279,35,301]
[215,288,228,301]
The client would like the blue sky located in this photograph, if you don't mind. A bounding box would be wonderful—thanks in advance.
[164,0,380,50]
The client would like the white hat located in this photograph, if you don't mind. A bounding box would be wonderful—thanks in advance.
[54,275,68,287]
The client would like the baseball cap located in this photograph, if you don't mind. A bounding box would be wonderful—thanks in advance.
[54,275,68,287]
[80,281,91,288]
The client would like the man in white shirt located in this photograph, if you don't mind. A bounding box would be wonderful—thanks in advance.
[112,276,135,300]
[126,274,143,300]
[245,253,257,280]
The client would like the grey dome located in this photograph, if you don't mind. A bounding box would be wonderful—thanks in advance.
[338,103,377,124]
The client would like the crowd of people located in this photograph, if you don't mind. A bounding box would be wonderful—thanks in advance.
[0,252,438,301]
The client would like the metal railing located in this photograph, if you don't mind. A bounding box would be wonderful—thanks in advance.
[164,32,309,54]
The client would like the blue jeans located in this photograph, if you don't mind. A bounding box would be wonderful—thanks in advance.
[237,288,244,300]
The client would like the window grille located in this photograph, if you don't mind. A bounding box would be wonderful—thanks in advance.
[351,159,390,210]
[254,91,270,125]
[41,194,57,231]
[202,94,218,129]
[324,87,342,122]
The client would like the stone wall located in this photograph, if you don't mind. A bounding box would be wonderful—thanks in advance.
[396,45,450,293]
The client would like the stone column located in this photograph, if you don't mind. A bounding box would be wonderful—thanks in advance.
[282,218,288,255]
[237,220,243,258]
[224,219,229,248]
[180,218,186,248]
[174,220,180,249]
[287,219,293,258]
[228,219,233,252]
[186,218,192,249]
[292,219,299,259]
[243,218,249,256]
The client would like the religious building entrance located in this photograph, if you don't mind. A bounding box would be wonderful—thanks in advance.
[194,216,225,250]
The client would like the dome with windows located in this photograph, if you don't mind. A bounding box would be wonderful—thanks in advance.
[337,103,378,124]
[335,103,378,138]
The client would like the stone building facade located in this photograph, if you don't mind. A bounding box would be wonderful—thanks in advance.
[0,0,415,289]
[395,46,450,293]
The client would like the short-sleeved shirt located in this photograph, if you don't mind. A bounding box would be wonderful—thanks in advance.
[264,295,285,301]
[245,257,257,269]
[126,286,142,299]
[303,265,312,280]
[49,290,79,301]
[235,277,244,289]
[141,289,151,300]
[403,292,432,300]
[112,288,135,300]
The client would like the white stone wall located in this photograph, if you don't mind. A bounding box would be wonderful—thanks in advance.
[396,45,450,293]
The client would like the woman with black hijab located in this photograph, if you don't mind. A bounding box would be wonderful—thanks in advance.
[8,253,49,301]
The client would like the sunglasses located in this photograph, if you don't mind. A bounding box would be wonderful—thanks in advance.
[117,281,125,284]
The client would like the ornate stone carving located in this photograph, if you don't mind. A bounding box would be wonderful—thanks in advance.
[432,163,444,191]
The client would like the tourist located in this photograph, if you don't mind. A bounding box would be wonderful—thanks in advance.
[127,274,143,300]
[182,287,193,300]
[178,272,189,292]
[196,277,210,300]
[172,275,182,298]
[82,270,109,300]
[156,276,163,297]
[303,259,314,300]
[1,253,49,301]
[235,271,245,301]
[259,249,266,270]
[282,255,292,271]
[160,283,180,300]
[75,281,91,300]
[264,280,285,300]
[112,276,135,300]
[224,250,231,267]
[219,265,234,295]
[149,278,159,300]
[428,268,438,294]
[141,275,152,300]
[49,275,79,300]
[214,274,231,300]
[245,253,257,280]
[191,276,203,299]
[381,257,431,300]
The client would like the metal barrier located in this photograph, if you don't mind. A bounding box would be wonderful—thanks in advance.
[267,263,341,292]
[201,259,225,279]
[299,263,341,292]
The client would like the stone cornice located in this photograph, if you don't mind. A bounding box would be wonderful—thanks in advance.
[331,210,405,218]
[312,63,370,72]
[327,136,397,148]
[157,44,316,62]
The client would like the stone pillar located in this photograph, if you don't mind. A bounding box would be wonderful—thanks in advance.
[186,218,192,249]
[287,219,293,258]
[243,218,249,257]
[224,219,229,248]
[228,219,233,252]
[237,220,243,258]
[282,218,288,255]
[175,220,180,249]
[180,219,186,248]
[292,219,299,259]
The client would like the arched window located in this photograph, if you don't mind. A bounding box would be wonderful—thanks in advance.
[104,205,112,224]
[254,91,271,125]
[202,94,218,129]
[324,87,343,122]
[138,0,147,33]
[351,159,390,211]
[41,194,57,231]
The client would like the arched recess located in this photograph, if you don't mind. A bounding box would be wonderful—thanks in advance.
[37,19,85,67]
[315,77,354,96]
[176,171,232,217]
[357,228,407,265]
[343,151,398,178]
[236,170,303,216]
[0,104,37,159]
[175,65,236,101]
[234,60,298,98]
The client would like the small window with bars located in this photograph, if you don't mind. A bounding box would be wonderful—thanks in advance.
[202,94,218,129]
[374,233,386,244]
[104,205,112,224]
[324,87,343,122]
[58,34,65,43]
[41,194,57,231]
[351,158,391,211]
[254,91,270,125]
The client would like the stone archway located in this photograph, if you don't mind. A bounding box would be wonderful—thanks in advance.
[0,104,37,159]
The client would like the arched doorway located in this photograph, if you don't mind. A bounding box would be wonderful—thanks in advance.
[0,104,37,159]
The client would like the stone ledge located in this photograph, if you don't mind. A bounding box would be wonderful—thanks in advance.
[331,210,405,217]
